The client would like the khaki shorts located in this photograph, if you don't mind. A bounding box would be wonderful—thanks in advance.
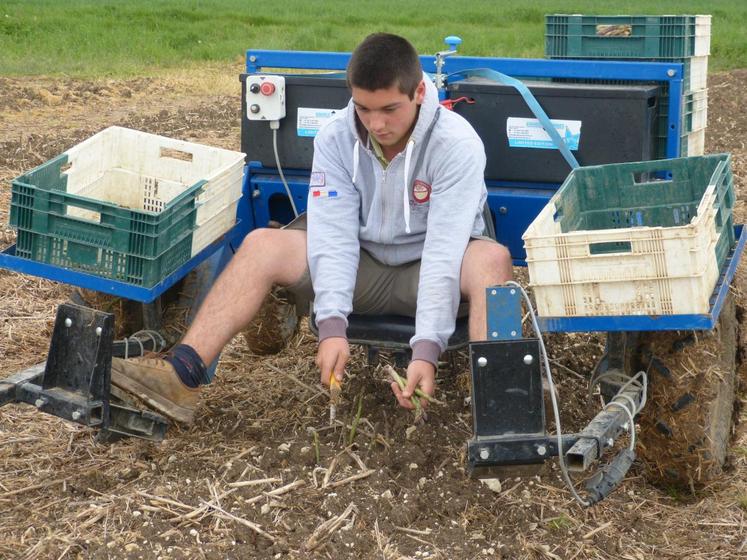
[281,214,496,317]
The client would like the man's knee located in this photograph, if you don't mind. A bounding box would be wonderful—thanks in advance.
[479,243,512,284]
[235,227,307,284]
[467,241,512,274]
[462,241,513,295]
[489,243,513,277]
[239,226,276,247]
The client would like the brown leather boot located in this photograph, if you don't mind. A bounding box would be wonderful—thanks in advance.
[110,357,200,425]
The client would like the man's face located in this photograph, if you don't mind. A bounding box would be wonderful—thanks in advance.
[351,80,425,155]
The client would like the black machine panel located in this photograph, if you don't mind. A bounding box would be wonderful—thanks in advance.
[470,339,545,437]
[242,74,658,186]
[448,79,659,184]
[241,74,350,170]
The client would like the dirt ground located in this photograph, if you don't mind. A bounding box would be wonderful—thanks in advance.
[1,64,747,560]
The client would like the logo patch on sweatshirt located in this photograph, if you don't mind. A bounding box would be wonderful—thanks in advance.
[311,188,338,199]
[412,180,431,203]
[310,172,326,187]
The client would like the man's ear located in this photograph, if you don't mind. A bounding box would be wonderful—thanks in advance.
[415,80,426,104]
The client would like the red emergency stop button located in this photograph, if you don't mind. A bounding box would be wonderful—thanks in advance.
[260,82,276,96]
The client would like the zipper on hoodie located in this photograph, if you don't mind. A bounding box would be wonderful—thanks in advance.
[363,142,406,244]
[379,166,388,240]
[380,151,409,243]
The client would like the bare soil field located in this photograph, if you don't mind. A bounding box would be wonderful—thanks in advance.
[1,64,746,560]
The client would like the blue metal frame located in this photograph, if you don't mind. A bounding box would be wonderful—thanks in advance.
[0,225,242,303]
[241,47,745,334]
[246,49,684,159]
[0,46,731,336]
[484,184,556,265]
[245,49,686,264]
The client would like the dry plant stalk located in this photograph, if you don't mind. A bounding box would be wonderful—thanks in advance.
[329,374,341,426]
[304,502,358,551]
[203,501,275,543]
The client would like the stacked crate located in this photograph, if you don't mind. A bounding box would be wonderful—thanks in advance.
[523,154,735,317]
[545,14,711,158]
[10,127,245,287]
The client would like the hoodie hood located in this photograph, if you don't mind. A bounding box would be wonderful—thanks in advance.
[346,73,440,233]
[345,72,440,148]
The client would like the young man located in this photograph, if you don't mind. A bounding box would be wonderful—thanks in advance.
[111,33,513,424]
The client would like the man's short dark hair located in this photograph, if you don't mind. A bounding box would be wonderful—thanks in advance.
[347,33,422,99]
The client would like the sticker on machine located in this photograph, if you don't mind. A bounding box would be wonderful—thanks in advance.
[297,107,342,137]
[506,117,581,150]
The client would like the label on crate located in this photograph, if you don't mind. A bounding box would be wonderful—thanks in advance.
[506,117,581,150]
[297,107,341,137]
[596,24,632,37]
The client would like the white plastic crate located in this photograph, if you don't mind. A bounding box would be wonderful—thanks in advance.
[685,128,706,156]
[687,88,708,131]
[195,162,244,227]
[61,126,245,254]
[192,199,241,256]
[686,55,709,91]
[693,15,711,57]
[523,162,726,317]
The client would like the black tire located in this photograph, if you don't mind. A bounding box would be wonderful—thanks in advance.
[70,288,143,340]
[636,292,740,489]
[241,287,299,355]
[69,261,213,349]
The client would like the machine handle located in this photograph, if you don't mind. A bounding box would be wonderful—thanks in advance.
[444,35,462,51]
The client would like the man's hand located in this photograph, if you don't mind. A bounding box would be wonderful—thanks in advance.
[391,360,436,410]
[316,337,350,386]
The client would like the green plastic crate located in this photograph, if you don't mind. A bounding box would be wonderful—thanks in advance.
[8,127,245,287]
[656,88,707,136]
[554,154,734,269]
[655,128,705,159]
[15,228,194,287]
[546,14,711,60]
[678,55,708,92]
[10,155,202,261]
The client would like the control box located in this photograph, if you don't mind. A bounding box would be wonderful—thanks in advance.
[245,75,286,121]
[241,75,350,169]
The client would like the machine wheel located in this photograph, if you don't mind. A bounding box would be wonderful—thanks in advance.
[70,288,143,340]
[69,261,214,349]
[636,292,741,489]
[241,287,299,355]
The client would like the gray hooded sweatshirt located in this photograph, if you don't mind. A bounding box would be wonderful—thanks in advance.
[307,75,487,366]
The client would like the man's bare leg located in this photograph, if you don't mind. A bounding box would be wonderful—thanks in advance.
[460,240,514,341]
[110,227,309,424]
[182,227,308,364]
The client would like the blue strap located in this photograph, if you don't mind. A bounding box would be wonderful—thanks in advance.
[447,68,580,170]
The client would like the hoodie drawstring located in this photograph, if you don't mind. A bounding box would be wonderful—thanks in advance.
[351,139,360,184]
[402,139,415,234]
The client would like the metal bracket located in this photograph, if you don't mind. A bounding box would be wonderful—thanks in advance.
[0,303,168,441]
[485,286,522,341]
[470,338,545,437]
[468,338,551,471]
[468,434,580,470]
